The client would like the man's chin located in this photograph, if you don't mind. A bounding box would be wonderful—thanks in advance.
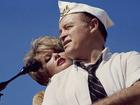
[64,49,77,59]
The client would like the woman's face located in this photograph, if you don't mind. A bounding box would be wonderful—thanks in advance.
[43,52,72,77]
[32,51,72,86]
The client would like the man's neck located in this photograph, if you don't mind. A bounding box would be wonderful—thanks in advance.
[90,50,102,64]
[77,50,103,64]
[75,47,105,64]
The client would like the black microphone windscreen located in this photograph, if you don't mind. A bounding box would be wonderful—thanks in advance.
[23,59,42,73]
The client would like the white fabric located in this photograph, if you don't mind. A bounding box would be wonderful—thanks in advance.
[96,48,140,95]
[42,48,140,105]
[58,0,114,29]
[42,65,91,105]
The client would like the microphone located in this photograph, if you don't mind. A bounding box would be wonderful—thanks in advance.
[21,59,42,74]
[0,59,42,91]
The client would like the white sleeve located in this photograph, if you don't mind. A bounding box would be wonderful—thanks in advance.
[42,83,58,105]
[125,51,140,87]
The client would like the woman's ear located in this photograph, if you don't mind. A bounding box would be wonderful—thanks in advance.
[89,18,99,33]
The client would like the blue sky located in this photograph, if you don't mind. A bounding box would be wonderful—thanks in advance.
[0,0,140,105]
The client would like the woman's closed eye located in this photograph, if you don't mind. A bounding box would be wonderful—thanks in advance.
[44,55,51,63]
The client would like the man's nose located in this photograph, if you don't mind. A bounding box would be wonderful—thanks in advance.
[59,30,67,43]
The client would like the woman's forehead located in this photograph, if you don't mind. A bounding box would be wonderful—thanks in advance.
[35,52,51,60]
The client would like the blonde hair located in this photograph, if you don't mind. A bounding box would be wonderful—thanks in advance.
[24,36,64,86]
[32,90,45,105]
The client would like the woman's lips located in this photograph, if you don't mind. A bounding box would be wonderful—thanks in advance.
[57,58,65,66]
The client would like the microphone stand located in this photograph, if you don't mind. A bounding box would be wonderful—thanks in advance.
[0,67,29,91]
[0,59,41,99]
[0,67,26,99]
[0,93,3,99]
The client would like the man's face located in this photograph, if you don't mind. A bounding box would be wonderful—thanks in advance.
[59,13,92,60]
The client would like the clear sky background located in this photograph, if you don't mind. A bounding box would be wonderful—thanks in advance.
[0,0,140,105]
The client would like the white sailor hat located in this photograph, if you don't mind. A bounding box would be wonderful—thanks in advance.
[58,0,114,29]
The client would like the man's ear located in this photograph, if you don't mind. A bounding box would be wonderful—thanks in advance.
[89,18,99,33]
